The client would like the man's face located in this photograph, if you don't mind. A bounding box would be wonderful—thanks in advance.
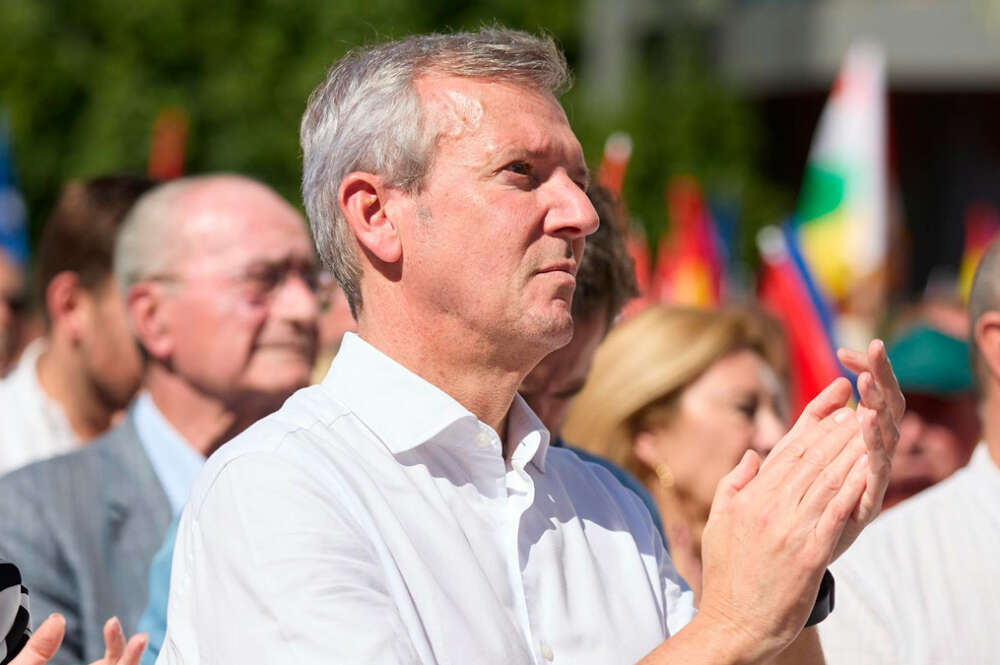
[0,250,25,372]
[885,391,980,508]
[157,183,319,409]
[395,76,598,358]
[78,277,144,409]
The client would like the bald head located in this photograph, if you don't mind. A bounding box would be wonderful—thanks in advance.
[114,173,319,416]
[114,175,305,293]
[969,237,1000,393]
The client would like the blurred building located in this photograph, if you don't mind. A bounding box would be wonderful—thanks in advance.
[583,0,1000,297]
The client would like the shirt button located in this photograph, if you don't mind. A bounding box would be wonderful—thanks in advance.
[475,431,491,448]
[540,640,553,661]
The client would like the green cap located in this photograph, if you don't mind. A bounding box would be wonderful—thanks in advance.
[887,325,974,396]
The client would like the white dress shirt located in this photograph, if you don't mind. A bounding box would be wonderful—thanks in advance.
[819,444,1000,665]
[0,339,79,476]
[159,333,694,665]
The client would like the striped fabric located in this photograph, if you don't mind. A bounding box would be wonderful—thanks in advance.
[0,561,29,665]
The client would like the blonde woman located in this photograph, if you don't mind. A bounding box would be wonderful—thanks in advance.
[563,305,790,599]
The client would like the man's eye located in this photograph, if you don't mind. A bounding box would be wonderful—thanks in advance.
[506,161,532,176]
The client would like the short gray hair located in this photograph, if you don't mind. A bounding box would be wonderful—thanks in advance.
[300,27,571,314]
[969,237,1000,391]
[113,177,194,294]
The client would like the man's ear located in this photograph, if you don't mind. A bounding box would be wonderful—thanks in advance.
[127,282,172,361]
[45,271,87,343]
[975,311,1000,385]
[338,172,403,264]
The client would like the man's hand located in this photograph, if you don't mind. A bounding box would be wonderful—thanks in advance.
[685,341,903,664]
[694,378,870,662]
[834,339,904,558]
[12,614,147,665]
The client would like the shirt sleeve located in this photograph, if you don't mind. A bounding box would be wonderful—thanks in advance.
[160,452,421,665]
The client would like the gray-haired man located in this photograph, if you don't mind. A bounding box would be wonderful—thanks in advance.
[0,175,318,665]
[160,29,902,665]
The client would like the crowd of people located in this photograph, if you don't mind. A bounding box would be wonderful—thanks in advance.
[0,25,993,665]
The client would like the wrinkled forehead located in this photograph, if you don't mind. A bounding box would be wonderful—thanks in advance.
[416,74,574,142]
[172,188,314,271]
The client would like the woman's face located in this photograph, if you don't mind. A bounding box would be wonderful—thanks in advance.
[641,348,788,515]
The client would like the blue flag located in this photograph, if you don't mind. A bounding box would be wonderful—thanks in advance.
[0,115,29,267]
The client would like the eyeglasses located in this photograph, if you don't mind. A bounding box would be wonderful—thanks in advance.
[0,290,26,315]
[146,260,331,308]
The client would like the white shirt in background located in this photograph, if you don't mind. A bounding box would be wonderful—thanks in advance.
[819,444,1000,665]
[159,333,694,665]
[0,340,79,476]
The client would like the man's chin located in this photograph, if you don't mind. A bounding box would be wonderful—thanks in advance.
[247,356,315,391]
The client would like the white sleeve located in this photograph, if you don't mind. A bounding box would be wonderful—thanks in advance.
[159,453,420,665]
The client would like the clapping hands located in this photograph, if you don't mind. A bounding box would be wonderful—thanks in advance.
[12,615,147,665]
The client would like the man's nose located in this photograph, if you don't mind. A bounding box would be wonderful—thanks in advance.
[543,172,599,238]
[272,271,320,325]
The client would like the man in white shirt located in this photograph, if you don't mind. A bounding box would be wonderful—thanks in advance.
[819,238,1000,664]
[160,28,903,665]
[0,176,154,475]
[0,175,319,665]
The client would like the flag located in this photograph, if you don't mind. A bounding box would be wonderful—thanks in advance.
[793,42,888,306]
[148,108,189,181]
[651,176,723,307]
[957,203,999,303]
[0,115,29,267]
[620,226,654,320]
[758,225,844,418]
[597,132,632,199]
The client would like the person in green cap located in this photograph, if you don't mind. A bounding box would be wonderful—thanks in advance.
[883,321,980,508]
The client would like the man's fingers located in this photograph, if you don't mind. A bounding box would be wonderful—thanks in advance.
[836,347,867,374]
[775,408,859,503]
[15,614,65,665]
[840,341,905,423]
[102,617,125,662]
[867,338,905,422]
[793,377,853,431]
[116,633,148,665]
[766,378,853,467]
[797,429,865,518]
[855,407,891,522]
[815,453,869,552]
[709,450,760,518]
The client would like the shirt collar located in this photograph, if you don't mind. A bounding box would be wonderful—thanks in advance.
[322,333,550,471]
[133,392,206,515]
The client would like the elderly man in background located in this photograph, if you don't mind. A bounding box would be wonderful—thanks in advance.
[819,237,1000,664]
[160,29,901,665]
[0,177,153,474]
[0,174,319,665]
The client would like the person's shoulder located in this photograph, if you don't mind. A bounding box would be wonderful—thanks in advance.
[862,459,984,545]
[186,384,357,508]
[212,383,353,463]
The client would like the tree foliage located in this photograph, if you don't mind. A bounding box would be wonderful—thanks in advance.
[0,0,785,263]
